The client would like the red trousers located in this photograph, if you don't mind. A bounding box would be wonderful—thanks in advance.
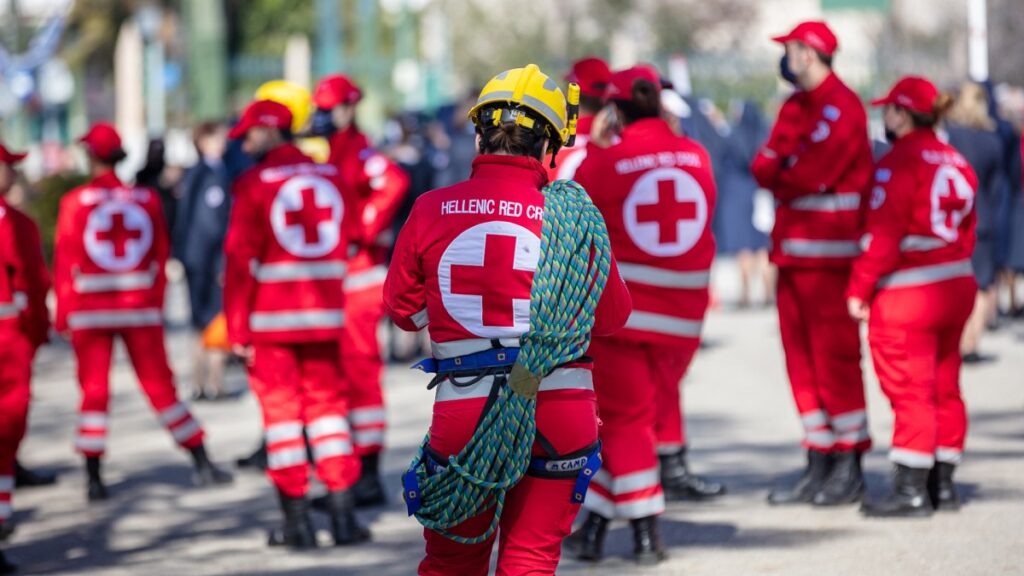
[72,326,204,457]
[777,268,869,453]
[419,369,598,575]
[0,332,32,527]
[868,277,975,469]
[584,337,666,520]
[341,263,388,456]
[248,341,360,498]
[654,343,698,455]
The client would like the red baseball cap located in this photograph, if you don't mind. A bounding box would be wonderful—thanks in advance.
[79,122,124,162]
[229,99,294,139]
[0,142,27,165]
[566,57,612,98]
[772,21,839,56]
[605,65,662,102]
[313,74,363,109]
[871,76,940,115]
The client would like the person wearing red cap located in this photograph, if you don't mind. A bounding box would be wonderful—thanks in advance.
[545,57,612,182]
[752,20,875,507]
[54,123,233,502]
[310,74,410,507]
[568,65,719,565]
[224,99,369,548]
[849,77,974,518]
[0,143,51,574]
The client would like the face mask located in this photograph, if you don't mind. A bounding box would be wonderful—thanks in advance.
[884,129,898,143]
[310,108,337,137]
[779,54,799,86]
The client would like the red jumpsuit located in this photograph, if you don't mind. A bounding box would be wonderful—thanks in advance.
[383,155,631,576]
[751,72,874,453]
[54,172,204,458]
[327,127,409,455]
[848,129,978,469]
[575,117,716,518]
[0,200,49,529]
[224,144,361,497]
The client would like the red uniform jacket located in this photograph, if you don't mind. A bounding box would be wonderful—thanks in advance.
[54,172,168,333]
[847,129,978,301]
[0,199,50,347]
[575,117,716,348]
[224,144,359,345]
[752,73,873,268]
[327,127,409,292]
[546,115,594,182]
[383,154,631,357]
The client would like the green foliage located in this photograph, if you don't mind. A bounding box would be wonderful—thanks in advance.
[24,173,89,263]
[226,0,315,57]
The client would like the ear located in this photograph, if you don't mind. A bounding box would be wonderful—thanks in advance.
[475,133,483,154]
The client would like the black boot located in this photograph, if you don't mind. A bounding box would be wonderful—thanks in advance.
[85,456,108,502]
[768,450,832,505]
[0,549,16,575]
[630,515,667,566]
[236,442,267,470]
[268,492,318,549]
[861,464,933,518]
[14,461,57,488]
[812,450,864,506]
[325,490,370,545]
[190,445,234,486]
[565,511,609,562]
[659,447,726,501]
[927,462,960,512]
[351,453,387,508]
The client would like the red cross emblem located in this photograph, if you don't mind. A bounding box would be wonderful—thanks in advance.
[937,177,969,229]
[450,234,535,328]
[84,200,154,272]
[930,165,974,242]
[270,175,343,258]
[625,167,707,257]
[284,187,334,244]
[95,212,143,258]
[635,179,699,245]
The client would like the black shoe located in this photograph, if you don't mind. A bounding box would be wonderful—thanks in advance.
[190,445,234,486]
[630,515,667,566]
[14,461,57,488]
[659,447,726,501]
[962,351,996,365]
[861,464,933,518]
[565,511,609,562]
[352,453,387,508]
[324,490,370,545]
[85,457,108,502]
[927,462,961,512]
[0,522,13,542]
[268,492,318,549]
[0,549,16,575]
[768,450,833,505]
[236,443,267,470]
[812,450,864,506]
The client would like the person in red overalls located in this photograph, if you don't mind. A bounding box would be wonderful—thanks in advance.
[751,21,874,506]
[311,74,410,506]
[224,100,368,548]
[568,65,720,565]
[54,123,232,502]
[848,77,976,518]
[0,143,51,575]
[545,56,611,182]
[383,63,631,576]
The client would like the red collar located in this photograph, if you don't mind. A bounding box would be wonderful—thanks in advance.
[470,155,550,188]
[893,127,937,149]
[260,143,310,167]
[621,117,675,140]
[90,170,123,188]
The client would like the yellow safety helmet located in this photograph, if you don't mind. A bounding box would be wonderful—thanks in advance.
[255,80,313,134]
[469,64,580,156]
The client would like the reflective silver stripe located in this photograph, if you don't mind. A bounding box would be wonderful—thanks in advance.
[68,308,163,329]
[800,410,828,430]
[837,429,871,445]
[74,265,158,293]
[890,448,934,469]
[476,90,566,132]
[170,419,202,443]
[935,447,963,465]
[656,443,684,456]
[617,263,710,289]
[584,488,665,520]
[353,429,385,447]
[349,407,386,426]
[900,235,948,252]
[0,502,11,520]
[625,311,703,338]
[0,476,14,492]
[344,265,388,292]
[805,430,836,448]
[411,308,429,329]
[780,239,861,258]
[431,338,521,359]
[267,447,308,470]
[250,309,345,331]
[593,467,660,495]
[159,402,190,425]
[789,192,861,212]
[582,487,616,518]
[831,409,867,432]
[79,411,108,429]
[434,367,593,402]
[312,438,353,461]
[252,260,347,282]
[75,436,107,452]
[877,260,973,290]
[306,416,349,440]
[265,421,304,444]
[0,292,27,319]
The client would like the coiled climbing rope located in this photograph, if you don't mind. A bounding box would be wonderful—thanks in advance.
[404,178,612,543]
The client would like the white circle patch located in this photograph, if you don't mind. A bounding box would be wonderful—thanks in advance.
[624,167,708,257]
[437,221,539,338]
[84,200,154,272]
[205,185,225,208]
[269,175,344,258]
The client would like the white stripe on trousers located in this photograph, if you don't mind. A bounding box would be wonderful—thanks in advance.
[890,447,935,469]
[583,487,666,520]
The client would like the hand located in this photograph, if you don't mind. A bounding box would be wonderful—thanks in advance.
[232,344,255,366]
[847,297,869,322]
[590,105,621,148]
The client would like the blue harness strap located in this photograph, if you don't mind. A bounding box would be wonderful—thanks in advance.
[412,348,520,375]
[528,440,603,504]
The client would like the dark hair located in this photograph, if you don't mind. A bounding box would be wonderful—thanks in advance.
[611,79,661,124]
[579,93,604,115]
[908,93,955,129]
[193,120,225,147]
[477,108,548,159]
[96,148,127,165]
[815,51,833,68]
